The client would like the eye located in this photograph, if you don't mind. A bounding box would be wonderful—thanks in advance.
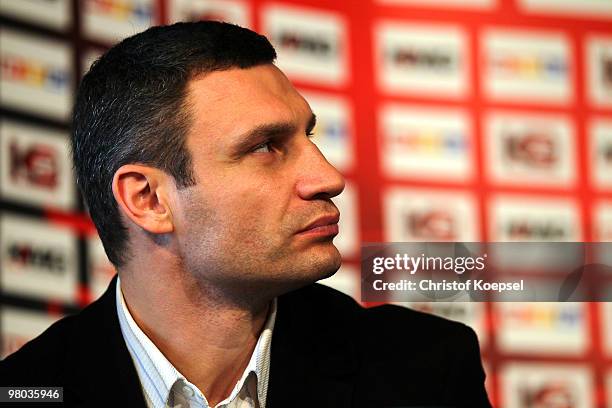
[252,141,272,153]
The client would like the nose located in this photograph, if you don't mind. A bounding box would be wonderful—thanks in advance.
[295,141,345,201]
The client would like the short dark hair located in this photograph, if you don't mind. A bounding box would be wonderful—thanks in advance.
[72,21,276,267]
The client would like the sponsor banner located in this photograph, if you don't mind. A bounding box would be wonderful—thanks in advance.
[0,0,71,30]
[0,214,78,303]
[0,28,73,120]
[379,105,473,181]
[334,182,359,258]
[603,303,612,357]
[168,0,250,27]
[319,264,359,301]
[1,307,62,359]
[83,0,156,44]
[519,0,612,18]
[485,111,575,187]
[361,242,612,302]
[586,36,612,108]
[500,363,594,408]
[482,28,572,104]
[398,302,487,346]
[590,118,612,190]
[301,90,354,172]
[488,195,581,241]
[87,235,116,301]
[0,120,75,210]
[375,22,469,98]
[376,0,495,8]
[496,303,588,354]
[384,188,479,242]
[262,4,348,86]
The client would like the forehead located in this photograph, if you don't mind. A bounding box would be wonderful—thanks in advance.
[185,64,311,142]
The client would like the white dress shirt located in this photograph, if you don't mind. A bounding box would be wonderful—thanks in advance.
[116,277,277,408]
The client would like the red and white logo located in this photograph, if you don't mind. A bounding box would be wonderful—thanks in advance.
[0,120,75,210]
[485,111,575,187]
[500,363,594,408]
[384,188,479,241]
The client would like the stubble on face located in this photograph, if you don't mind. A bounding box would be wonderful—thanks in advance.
[174,184,341,304]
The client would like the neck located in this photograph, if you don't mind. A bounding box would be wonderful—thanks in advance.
[118,263,272,406]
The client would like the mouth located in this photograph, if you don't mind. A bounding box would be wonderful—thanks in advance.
[296,213,340,238]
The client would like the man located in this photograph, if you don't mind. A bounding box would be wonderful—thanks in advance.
[1,21,491,407]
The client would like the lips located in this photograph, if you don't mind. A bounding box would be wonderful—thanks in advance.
[297,213,340,236]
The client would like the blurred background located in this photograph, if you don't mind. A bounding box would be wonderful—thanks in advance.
[0,0,611,406]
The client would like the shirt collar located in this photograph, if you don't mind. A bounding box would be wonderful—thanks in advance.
[115,276,277,407]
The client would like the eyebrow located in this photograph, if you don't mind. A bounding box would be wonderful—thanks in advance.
[231,113,317,154]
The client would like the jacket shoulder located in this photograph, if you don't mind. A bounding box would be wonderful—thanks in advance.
[291,283,476,344]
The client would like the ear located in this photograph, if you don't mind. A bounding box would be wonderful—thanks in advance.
[112,164,175,235]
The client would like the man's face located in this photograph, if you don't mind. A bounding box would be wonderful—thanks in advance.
[172,64,345,297]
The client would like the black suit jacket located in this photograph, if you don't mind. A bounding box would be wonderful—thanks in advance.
[1,275,492,407]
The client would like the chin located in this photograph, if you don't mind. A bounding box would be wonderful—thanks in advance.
[307,243,342,281]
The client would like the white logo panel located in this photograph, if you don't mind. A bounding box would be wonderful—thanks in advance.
[380,105,473,181]
[489,195,582,241]
[485,111,575,187]
[0,28,73,120]
[0,0,71,30]
[500,363,594,408]
[262,4,348,86]
[482,28,572,104]
[375,22,469,98]
[519,0,612,18]
[384,188,479,242]
[495,302,588,355]
[1,214,78,302]
[0,120,75,210]
[83,0,156,43]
